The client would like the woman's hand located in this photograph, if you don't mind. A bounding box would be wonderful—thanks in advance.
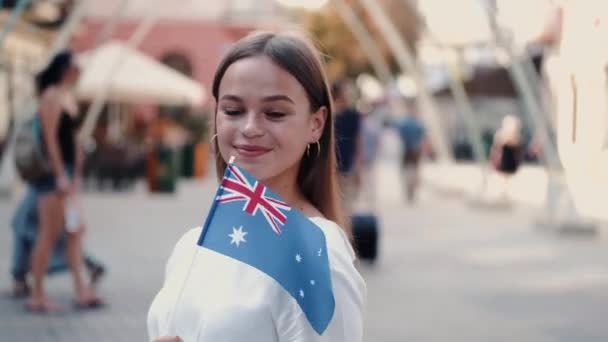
[57,174,71,195]
[153,337,183,342]
[71,176,83,194]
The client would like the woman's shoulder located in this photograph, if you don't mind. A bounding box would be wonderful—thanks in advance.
[40,86,61,101]
[175,227,203,248]
[165,227,203,261]
[162,227,203,278]
[309,217,357,263]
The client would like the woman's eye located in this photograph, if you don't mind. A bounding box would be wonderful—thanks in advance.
[224,109,243,116]
[265,111,286,119]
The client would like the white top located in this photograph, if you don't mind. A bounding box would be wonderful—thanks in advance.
[147,217,366,342]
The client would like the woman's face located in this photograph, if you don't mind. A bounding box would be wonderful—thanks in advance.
[216,55,326,186]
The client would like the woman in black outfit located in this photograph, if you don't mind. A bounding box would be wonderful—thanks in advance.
[28,51,102,313]
[490,115,523,198]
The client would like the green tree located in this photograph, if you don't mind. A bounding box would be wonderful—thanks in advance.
[304,0,422,80]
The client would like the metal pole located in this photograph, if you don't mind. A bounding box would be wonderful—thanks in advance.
[357,0,453,161]
[520,50,557,135]
[47,0,92,58]
[330,0,392,85]
[0,0,31,49]
[441,47,487,164]
[438,45,490,196]
[94,0,132,46]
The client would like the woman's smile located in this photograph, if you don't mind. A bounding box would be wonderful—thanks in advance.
[234,144,272,158]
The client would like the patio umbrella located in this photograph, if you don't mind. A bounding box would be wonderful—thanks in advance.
[76,40,205,107]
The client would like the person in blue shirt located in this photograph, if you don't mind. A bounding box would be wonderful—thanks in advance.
[332,80,363,217]
[358,101,383,210]
[396,105,427,203]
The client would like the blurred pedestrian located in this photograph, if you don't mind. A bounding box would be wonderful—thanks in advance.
[148,31,365,342]
[27,50,103,313]
[396,102,427,204]
[8,185,106,299]
[490,115,523,198]
[332,79,363,219]
[359,101,383,210]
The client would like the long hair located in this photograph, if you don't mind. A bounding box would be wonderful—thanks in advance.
[35,50,73,96]
[211,31,345,229]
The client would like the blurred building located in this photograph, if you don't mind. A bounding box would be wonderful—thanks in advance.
[71,0,291,112]
[432,55,545,160]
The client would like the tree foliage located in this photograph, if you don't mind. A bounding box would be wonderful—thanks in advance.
[304,0,422,80]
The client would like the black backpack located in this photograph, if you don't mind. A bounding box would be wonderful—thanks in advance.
[14,115,53,183]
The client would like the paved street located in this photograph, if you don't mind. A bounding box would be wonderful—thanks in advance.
[1,159,608,341]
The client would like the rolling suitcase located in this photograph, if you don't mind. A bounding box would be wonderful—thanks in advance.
[351,214,379,262]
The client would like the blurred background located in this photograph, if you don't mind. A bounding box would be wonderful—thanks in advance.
[1,0,608,341]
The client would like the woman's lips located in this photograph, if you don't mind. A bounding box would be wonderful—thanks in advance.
[234,144,271,157]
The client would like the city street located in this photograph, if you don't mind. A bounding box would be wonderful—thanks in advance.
[1,159,608,341]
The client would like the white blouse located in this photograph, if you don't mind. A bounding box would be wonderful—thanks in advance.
[147,217,366,342]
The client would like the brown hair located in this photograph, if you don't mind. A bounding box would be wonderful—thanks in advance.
[211,31,345,229]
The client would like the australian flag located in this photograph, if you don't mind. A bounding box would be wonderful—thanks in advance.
[197,162,335,335]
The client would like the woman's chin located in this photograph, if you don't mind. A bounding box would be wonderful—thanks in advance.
[234,162,272,182]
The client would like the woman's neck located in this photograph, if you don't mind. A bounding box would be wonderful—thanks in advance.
[55,85,78,115]
[55,83,71,93]
[262,168,309,214]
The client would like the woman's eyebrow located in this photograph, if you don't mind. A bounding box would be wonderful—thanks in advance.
[261,95,295,104]
[219,94,243,102]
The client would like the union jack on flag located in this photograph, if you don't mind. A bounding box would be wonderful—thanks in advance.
[218,164,291,234]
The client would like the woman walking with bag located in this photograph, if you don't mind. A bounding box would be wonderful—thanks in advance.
[27,50,103,313]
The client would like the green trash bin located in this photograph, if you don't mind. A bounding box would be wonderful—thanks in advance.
[157,145,178,193]
[181,143,195,178]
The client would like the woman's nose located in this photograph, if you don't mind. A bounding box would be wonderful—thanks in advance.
[242,112,265,137]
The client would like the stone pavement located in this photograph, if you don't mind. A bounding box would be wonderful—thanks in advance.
[1,159,608,341]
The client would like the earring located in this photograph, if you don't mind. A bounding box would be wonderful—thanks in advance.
[210,134,221,157]
[306,141,321,158]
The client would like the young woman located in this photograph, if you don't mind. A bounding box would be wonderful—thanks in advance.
[148,31,366,342]
[28,51,102,312]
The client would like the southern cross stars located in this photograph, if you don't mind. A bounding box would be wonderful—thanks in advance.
[229,226,248,247]
[295,254,302,263]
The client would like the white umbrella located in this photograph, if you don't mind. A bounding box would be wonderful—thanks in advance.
[76,40,205,106]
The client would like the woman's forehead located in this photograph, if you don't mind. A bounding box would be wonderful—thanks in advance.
[219,56,305,99]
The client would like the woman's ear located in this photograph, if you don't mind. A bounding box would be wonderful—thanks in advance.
[310,106,327,142]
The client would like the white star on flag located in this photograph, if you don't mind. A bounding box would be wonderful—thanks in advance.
[295,254,302,263]
[299,289,305,298]
[310,280,315,286]
[228,226,247,247]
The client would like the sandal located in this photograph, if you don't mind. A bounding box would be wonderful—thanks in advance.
[73,297,105,310]
[25,301,65,315]
[88,265,106,287]
[3,281,30,299]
